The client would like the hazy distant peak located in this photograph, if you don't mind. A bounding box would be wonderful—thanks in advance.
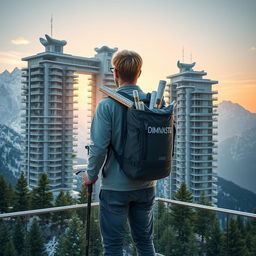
[0,68,21,133]
[218,100,252,115]
[0,68,20,78]
[11,67,20,75]
[0,69,10,77]
[218,100,256,142]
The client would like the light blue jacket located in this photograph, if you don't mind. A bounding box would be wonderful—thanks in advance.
[87,85,156,191]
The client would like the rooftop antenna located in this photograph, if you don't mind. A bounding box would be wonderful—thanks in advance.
[182,46,184,62]
[51,14,53,37]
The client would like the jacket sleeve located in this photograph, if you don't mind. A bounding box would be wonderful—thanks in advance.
[86,100,111,181]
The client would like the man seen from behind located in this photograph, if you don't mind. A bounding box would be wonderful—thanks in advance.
[83,50,156,256]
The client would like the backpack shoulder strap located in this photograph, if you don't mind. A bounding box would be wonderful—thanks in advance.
[117,91,134,102]
[102,93,128,177]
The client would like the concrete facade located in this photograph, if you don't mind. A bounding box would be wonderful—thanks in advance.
[21,34,117,193]
[164,61,218,205]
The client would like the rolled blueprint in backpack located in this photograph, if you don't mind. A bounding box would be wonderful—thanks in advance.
[138,101,145,110]
[155,80,166,108]
[133,90,140,109]
[149,91,157,109]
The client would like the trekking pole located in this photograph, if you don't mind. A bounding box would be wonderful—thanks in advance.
[85,183,93,256]
[76,170,93,256]
[84,145,92,256]
[75,145,92,256]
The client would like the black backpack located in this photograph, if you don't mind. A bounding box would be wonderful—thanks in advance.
[103,92,175,181]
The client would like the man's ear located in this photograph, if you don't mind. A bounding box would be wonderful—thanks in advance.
[114,68,119,79]
[114,68,120,87]
[137,70,142,78]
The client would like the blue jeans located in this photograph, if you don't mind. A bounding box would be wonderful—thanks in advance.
[99,187,156,256]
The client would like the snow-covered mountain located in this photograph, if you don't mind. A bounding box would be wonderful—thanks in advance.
[218,100,256,142]
[218,101,256,193]
[0,124,22,185]
[0,68,22,132]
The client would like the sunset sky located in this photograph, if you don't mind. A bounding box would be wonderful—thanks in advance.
[0,0,255,112]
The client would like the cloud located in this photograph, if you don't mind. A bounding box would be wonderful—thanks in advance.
[11,36,30,45]
[249,46,256,51]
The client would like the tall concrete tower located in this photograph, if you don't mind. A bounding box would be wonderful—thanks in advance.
[167,61,218,205]
[21,34,117,193]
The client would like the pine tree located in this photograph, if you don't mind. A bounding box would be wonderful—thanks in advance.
[157,224,176,255]
[88,206,103,255]
[65,191,76,216]
[78,185,88,203]
[55,215,85,256]
[194,192,216,255]
[27,218,46,256]
[224,218,246,256]
[77,185,88,224]
[206,217,224,256]
[7,182,15,211]
[14,172,30,211]
[171,183,197,256]
[65,191,75,205]
[52,191,69,229]
[154,201,170,253]
[249,235,256,255]
[12,217,25,256]
[30,173,53,210]
[242,211,256,256]
[248,210,256,236]
[4,240,17,256]
[236,215,245,236]
[0,175,11,213]
[0,222,11,256]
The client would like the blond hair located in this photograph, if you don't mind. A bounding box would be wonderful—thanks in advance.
[112,50,142,83]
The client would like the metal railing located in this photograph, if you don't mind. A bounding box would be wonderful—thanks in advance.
[156,198,256,218]
[1,198,255,219]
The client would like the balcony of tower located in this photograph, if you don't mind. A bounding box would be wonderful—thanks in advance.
[190,177,217,184]
[30,69,44,76]
[29,162,44,168]
[191,170,217,177]
[49,69,63,76]
[190,112,218,117]
[190,104,217,109]
[49,90,62,96]
[190,158,217,163]
[30,89,44,96]
[30,65,44,70]
[191,183,217,191]
[49,76,63,83]
[190,130,215,135]
[49,82,62,90]
[49,182,62,189]
[30,97,44,103]
[30,76,44,83]
[191,152,217,157]
[49,97,63,103]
